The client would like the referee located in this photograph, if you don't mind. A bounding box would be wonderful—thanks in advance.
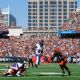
[28,50,34,68]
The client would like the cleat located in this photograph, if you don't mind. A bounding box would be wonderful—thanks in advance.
[35,64,38,68]
[62,71,65,76]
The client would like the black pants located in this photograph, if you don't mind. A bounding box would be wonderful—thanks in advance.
[29,59,34,67]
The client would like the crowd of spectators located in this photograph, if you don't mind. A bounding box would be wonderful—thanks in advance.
[62,12,80,31]
[0,36,79,59]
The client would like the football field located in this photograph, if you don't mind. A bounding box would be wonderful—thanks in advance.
[0,63,80,80]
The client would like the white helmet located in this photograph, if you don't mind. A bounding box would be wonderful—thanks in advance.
[23,61,26,64]
[36,43,41,49]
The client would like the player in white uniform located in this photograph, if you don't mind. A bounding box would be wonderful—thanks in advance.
[3,61,28,77]
[35,40,44,67]
[11,61,28,76]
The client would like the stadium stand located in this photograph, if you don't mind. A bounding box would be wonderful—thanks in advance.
[59,11,80,38]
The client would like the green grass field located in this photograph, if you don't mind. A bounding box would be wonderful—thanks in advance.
[0,63,80,80]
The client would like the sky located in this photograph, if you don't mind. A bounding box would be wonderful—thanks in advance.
[0,0,80,30]
[0,0,28,29]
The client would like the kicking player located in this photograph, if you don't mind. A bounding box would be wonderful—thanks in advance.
[53,48,71,76]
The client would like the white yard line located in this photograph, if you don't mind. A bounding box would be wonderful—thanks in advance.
[0,69,7,70]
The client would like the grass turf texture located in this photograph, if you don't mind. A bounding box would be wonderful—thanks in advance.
[0,63,80,80]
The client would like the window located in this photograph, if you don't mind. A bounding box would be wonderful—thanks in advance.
[40,9,43,12]
[63,20,67,22]
[40,16,43,19]
[63,9,67,12]
[50,1,56,4]
[45,1,48,4]
[28,9,31,11]
[50,23,56,26]
[28,2,31,4]
[69,5,74,8]
[45,16,48,19]
[50,13,56,15]
[63,16,67,19]
[28,20,31,22]
[71,9,74,11]
[33,13,37,15]
[33,6,37,8]
[45,24,48,26]
[45,9,48,11]
[58,23,62,26]
[70,2,74,4]
[58,16,62,19]
[58,5,62,8]
[58,20,62,22]
[50,16,56,19]
[33,16,37,19]
[39,24,43,26]
[63,5,67,8]
[58,1,62,4]
[45,13,48,15]
[75,1,77,4]
[40,5,43,8]
[45,5,48,8]
[40,20,43,22]
[58,9,62,11]
[33,24,37,26]
[40,13,43,15]
[28,16,31,19]
[50,9,56,11]
[50,20,56,22]
[28,23,31,26]
[33,9,35,12]
[45,20,48,22]
[40,1,43,4]
[4,14,8,17]
[50,27,53,30]
[3,17,8,21]
[58,13,62,15]
[63,1,67,4]
[33,20,37,22]
[63,13,67,15]
[50,5,56,8]
[33,2,37,4]
[28,13,31,15]
[28,5,31,8]
[75,5,77,8]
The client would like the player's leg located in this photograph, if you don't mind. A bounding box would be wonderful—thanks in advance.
[29,59,31,67]
[63,63,71,76]
[15,70,21,77]
[59,65,65,76]
[59,60,65,75]
[35,56,38,68]
[31,59,34,67]
[38,55,41,65]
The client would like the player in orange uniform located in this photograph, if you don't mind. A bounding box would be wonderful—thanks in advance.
[53,48,71,76]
